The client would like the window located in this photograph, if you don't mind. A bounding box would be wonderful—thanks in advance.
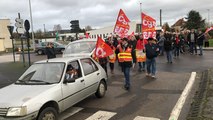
[67,60,82,78]
[80,58,98,76]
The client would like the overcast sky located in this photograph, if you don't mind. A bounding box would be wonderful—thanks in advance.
[0,0,212,32]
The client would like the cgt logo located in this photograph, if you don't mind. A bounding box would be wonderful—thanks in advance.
[143,19,156,28]
[96,47,106,58]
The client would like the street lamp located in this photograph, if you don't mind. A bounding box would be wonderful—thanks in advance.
[28,0,35,50]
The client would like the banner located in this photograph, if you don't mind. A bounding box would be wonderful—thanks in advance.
[85,32,91,39]
[205,26,213,33]
[94,36,113,58]
[113,9,130,37]
[141,12,156,39]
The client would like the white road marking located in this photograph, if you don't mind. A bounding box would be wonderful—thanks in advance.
[169,72,197,120]
[85,110,117,120]
[59,107,83,120]
[134,116,160,120]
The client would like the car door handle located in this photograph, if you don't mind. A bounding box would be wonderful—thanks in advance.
[97,73,100,75]
[80,79,84,82]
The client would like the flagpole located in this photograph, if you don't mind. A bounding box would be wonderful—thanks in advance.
[140,3,142,34]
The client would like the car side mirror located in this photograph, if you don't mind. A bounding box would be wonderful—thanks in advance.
[63,77,75,84]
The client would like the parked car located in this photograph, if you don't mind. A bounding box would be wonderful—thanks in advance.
[62,39,97,57]
[0,56,107,120]
[35,41,65,55]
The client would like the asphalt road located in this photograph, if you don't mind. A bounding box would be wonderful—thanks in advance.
[0,51,213,120]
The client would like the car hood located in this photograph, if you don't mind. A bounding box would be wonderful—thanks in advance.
[0,84,55,108]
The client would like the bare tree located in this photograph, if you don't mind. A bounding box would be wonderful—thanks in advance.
[53,24,62,32]
[85,25,92,31]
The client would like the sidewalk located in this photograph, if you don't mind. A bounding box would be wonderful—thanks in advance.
[0,53,20,63]
[187,69,213,119]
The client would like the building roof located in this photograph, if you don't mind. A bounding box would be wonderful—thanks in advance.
[171,18,186,27]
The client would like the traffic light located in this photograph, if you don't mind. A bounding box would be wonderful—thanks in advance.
[70,20,80,33]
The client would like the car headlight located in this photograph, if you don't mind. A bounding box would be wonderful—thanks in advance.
[6,106,27,116]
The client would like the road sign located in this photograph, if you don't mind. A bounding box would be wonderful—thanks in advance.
[15,18,25,34]
[7,26,14,36]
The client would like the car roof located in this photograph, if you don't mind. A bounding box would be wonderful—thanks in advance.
[34,56,90,64]
[67,38,97,45]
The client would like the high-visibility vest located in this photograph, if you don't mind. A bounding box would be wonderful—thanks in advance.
[109,46,116,63]
[136,49,146,62]
[118,46,132,62]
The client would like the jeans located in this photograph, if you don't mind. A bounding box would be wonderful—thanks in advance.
[146,58,156,76]
[138,62,145,70]
[123,67,130,87]
[198,45,203,55]
[190,42,197,54]
[166,51,173,63]
[174,46,180,57]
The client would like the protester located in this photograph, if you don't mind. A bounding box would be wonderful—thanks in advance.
[99,57,108,74]
[136,34,147,72]
[173,33,181,59]
[108,39,116,74]
[118,38,132,90]
[145,37,159,78]
[157,32,165,56]
[197,30,205,56]
[129,35,137,68]
[164,33,173,63]
[187,29,197,55]
[204,33,210,47]
[45,42,56,59]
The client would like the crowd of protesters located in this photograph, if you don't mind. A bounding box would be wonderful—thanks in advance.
[96,29,211,91]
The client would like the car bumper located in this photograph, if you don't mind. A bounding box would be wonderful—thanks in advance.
[0,111,38,120]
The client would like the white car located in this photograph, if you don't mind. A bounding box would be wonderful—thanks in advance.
[0,56,107,120]
[62,38,97,57]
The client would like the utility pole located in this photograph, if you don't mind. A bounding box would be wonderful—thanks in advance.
[140,2,142,34]
[29,0,35,50]
[43,24,46,41]
[160,9,162,27]
[207,9,210,27]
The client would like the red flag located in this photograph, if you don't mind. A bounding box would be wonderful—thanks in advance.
[142,12,156,39]
[205,26,213,33]
[113,9,130,37]
[94,36,113,58]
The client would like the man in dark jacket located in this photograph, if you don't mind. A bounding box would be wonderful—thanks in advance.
[46,42,56,59]
[164,34,173,63]
[145,38,159,78]
[197,30,205,55]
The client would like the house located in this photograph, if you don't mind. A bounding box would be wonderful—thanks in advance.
[0,19,12,52]
[171,18,186,32]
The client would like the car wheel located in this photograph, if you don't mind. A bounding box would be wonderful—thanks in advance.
[37,50,43,55]
[37,107,58,120]
[95,80,106,98]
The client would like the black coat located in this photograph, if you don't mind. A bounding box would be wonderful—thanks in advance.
[197,33,205,46]
[164,39,172,51]
[45,47,56,59]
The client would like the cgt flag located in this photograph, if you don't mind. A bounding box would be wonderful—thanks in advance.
[94,36,113,58]
[205,26,213,33]
[113,9,130,37]
[142,12,156,39]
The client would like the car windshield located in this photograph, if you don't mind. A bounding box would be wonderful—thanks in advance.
[16,63,65,85]
[63,41,96,55]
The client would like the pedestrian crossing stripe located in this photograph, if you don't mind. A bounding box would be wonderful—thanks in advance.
[134,116,160,120]
[85,110,117,120]
[59,107,83,120]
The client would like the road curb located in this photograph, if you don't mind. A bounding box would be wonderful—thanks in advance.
[169,72,197,120]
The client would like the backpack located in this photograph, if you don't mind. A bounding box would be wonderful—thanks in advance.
[145,43,159,59]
